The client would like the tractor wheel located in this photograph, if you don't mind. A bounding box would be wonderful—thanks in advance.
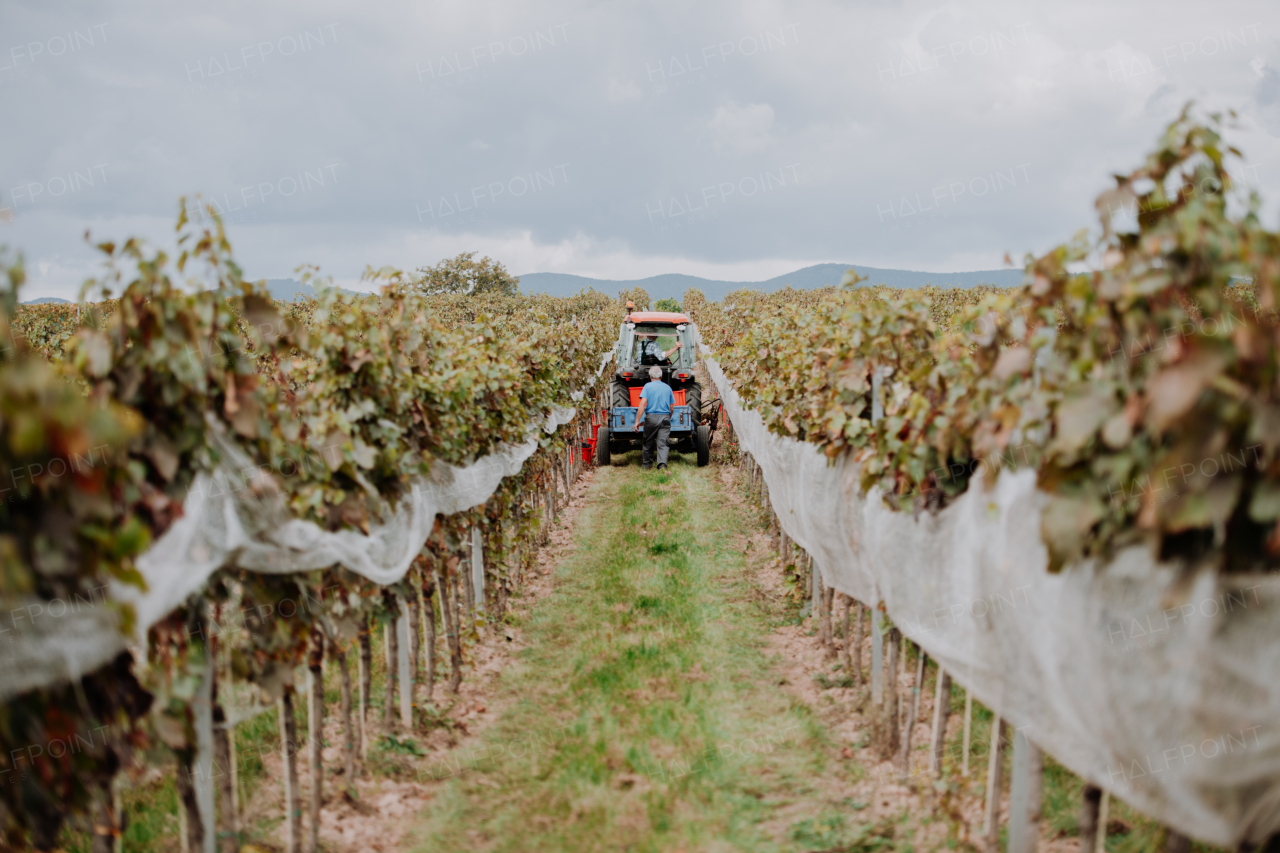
[596,428,611,466]
[695,425,710,467]
[687,381,703,423]
[610,380,630,410]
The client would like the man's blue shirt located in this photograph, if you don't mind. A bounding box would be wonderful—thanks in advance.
[640,380,674,416]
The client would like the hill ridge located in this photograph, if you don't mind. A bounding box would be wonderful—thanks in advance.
[516,263,1023,302]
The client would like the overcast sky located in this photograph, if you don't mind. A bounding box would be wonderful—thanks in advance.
[2,0,1278,299]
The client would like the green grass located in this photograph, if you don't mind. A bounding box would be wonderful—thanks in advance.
[411,453,875,852]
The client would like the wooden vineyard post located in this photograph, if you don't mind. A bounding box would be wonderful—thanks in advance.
[397,598,413,730]
[852,602,865,688]
[435,563,456,693]
[408,597,421,688]
[451,557,465,691]
[982,716,1007,853]
[227,714,240,836]
[357,619,372,762]
[1097,791,1110,852]
[1079,784,1103,853]
[810,554,820,620]
[886,627,901,756]
[306,628,324,853]
[822,585,836,659]
[462,527,477,622]
[910,650,925,724]
[209,629,236,853]
[899,647,925,779]
[472,525,485,621]
[929,668,952,777]
[337,640,355,794]
[1008,727,1043,853]
[279,689,301,853]
[871,608,884,705]
[421,582,437,706]
[437,557,464,693]
[838,595,850,670]
[382,615,397,725]
[962,691,973,776]
[175,749,202,853]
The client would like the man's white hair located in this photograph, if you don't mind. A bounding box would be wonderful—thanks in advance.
[649,366,663,379]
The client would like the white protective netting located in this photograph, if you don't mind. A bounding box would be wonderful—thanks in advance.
[704,348,1280,848]
[0,405,578,704]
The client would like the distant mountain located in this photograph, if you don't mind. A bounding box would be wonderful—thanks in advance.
[517,263,1025,302]
[21,297,71,304]
[263,279,317,301]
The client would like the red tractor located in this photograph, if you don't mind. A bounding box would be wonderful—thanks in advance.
[594,304,714,467]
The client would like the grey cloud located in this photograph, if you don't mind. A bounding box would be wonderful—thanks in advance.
[1,0,1277,299]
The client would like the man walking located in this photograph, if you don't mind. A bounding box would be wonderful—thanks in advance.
[633,365,674,471]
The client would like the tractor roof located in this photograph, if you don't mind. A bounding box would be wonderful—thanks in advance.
[629,311,690,324]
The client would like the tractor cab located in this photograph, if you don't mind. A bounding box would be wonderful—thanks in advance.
[615,312,698,375]
[594,306,712,467]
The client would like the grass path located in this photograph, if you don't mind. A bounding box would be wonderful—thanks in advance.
[409,453,878,852]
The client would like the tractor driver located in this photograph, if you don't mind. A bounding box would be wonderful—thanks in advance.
[637,332,682,365]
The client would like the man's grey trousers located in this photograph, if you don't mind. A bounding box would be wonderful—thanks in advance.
[642,413,671,468]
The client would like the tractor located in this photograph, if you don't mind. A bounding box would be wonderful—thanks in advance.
[594,303,715,467]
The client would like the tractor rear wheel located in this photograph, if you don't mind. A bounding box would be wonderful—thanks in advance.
[695,424,710,467]
[610,381,630,410]
[687,381,703,423]
[596,427,611,466]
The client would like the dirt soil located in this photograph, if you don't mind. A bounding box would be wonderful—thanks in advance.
[237,467,599,853]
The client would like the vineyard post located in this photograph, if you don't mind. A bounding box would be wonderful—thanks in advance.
[929,668,952,777]
[1079,784,1103,853]
[462,527,476,622]
[397,597,413,730]
[885,627,901,756]
[812,562,825,645]
[112,778,124,853]
[1008,727,1043,853]
[871,609,884,705]
[279,689,301,853]
[209,623,236,853]
[420,582,437,706]
[911,649,925,723]
[899,647,925,778]
[982,716,1008,853]
[382,617,396,724]
[452,554,466,689]
[1097,792,1109,852]
[194,632,216,853]
[408,595,421,689]
[439,558,463,693]
[471,525,485,620]
[225,656,240,832]
[838,594,850,670]
[357,619,372,762]
[852,602,865,688]
[546,480,556,532]
[212,705,235,853]
[337,638,355,794]
[810,554,820,621]
[306,626,324,853]
[178,796,188,853]
[822,585,836,659]
[962,691,973,776]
